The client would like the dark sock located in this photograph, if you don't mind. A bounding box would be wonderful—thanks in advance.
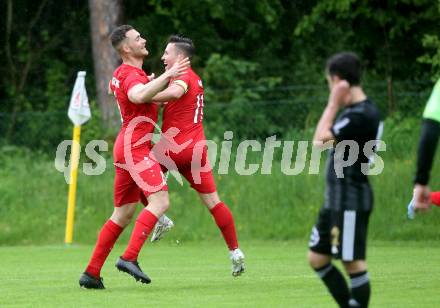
[315,263,350,308]
[349,271,370,307]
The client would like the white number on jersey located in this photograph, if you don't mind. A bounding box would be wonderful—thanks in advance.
[194,93,204,123]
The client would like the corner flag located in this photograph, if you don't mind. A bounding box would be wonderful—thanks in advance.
[65,71,91,244]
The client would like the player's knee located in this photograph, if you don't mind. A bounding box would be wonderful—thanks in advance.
[203,199,218,210]
[111,213,132,228]
[122,211,135,225]
[160,198,170,213]
[308,250,330,269]
[343,260,366,274]
[148,194,170,216]
[110,204,137,227]
[157,195,170,212]
[307,251,319,268]
[199,192,220,209]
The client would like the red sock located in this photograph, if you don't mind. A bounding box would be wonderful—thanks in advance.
[431,192,440,206]
[85,219,123,278]
[122,209,158,261]
[210,202,239,250]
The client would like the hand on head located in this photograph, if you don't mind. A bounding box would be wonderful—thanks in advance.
[330,80,351,106]
[167,57,190,78]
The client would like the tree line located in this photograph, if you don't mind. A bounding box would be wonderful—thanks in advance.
[0,0,439,150]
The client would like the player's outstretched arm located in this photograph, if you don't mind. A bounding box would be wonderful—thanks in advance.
[128,57,190,104]
[413,119,440,210]
[414,119,440,185]
[412,79,440,212]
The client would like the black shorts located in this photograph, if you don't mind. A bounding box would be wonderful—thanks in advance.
[324,179,373,212]
[309,208,371,261]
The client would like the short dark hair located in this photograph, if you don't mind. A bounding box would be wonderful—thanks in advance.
[110,25,133,51]
[167,35,195,59]
[326,52,362,86]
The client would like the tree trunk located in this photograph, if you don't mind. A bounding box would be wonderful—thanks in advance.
[88,0,122,132]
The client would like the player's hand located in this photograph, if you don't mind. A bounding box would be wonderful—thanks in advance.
[413,184,432,213]
[167,57,190,78]
[148,73,155,81]
[329,80,351,107]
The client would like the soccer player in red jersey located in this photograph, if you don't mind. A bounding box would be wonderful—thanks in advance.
[79,25,189,289]
[430,192,440,206]
[151,35,245,276]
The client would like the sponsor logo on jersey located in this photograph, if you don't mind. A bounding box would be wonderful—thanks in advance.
[309,226,320,247]
[111,77,120,89]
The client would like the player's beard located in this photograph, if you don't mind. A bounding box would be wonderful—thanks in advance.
[138,47,148,58]
[127,45,148,61]
[133,48,148,60]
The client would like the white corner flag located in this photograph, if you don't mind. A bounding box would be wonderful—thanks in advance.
[68,71,91,125]
[65,71,91,244]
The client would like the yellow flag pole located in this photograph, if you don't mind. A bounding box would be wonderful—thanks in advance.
[65,125,81,244]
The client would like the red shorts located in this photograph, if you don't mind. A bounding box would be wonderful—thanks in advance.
[160,144,216,194]
[113,133,167,207]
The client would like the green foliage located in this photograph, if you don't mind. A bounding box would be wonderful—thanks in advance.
[416,0,440,80]
[418,34,440,81]
[80,105,112,146]
[203,53,283,138]
[294,0,356,36]
[295,0,439,81]
[44,60,69,111]
[0,0,440,149]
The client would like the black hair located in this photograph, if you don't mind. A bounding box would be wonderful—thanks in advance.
[167,35,195,59]
[326,52,362,86]
[110,25,133,50]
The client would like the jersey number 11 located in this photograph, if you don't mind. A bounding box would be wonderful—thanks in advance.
[194,93,204,123]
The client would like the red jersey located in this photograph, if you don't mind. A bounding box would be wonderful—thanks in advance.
[110,64,168,203]
[110,64,159,147]
[110,64,159,164]
[162,68,205,146]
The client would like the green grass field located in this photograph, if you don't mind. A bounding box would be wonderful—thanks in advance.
[1,240,439,307]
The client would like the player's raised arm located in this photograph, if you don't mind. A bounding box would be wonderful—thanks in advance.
[128,57,190,104]
[313,80,349,145]
[313,104,338,145]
